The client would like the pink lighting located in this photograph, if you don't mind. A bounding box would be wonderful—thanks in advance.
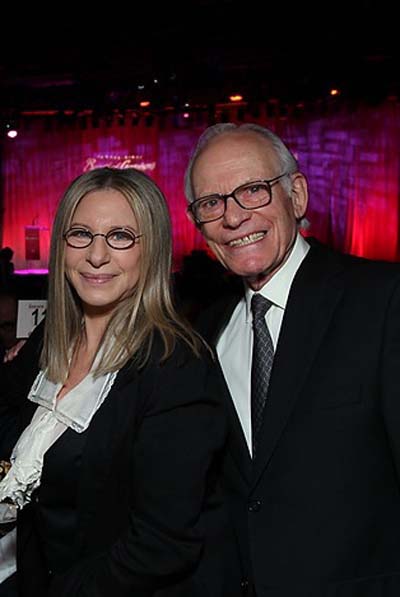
[15,269,49,275]
[7,129,18,138]
[3,102,400,269]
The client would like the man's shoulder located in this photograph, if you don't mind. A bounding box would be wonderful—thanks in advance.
[305,236,400,284]
[196,289,243,343]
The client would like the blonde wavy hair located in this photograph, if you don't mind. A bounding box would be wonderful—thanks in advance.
[41,167,202,382]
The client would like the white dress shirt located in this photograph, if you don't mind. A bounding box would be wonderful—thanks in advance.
[217,233,310,456]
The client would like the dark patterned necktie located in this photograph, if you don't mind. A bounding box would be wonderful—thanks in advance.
[251,293,274,457]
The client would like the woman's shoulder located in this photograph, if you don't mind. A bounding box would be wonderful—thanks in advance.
[149,328,213,370]
[132,332,218,409]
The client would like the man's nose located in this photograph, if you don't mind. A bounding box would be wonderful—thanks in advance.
[222,196,251,228]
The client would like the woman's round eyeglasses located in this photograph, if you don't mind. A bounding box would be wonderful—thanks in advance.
[63,227,143,250]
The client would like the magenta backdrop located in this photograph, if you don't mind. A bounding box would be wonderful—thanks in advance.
[2,101,400,272]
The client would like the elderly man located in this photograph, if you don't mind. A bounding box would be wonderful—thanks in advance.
[185,122,400,597]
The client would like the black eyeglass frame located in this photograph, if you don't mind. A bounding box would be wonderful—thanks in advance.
[63,227,143,250]
[188,172,290,224]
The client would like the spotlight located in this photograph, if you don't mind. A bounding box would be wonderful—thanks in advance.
[5,122,18,138]
[229,94,243,102]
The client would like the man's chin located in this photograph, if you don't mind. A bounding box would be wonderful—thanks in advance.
[244,272,272,291]
[226,260,270,281]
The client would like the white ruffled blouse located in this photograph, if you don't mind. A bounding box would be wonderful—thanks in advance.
[0,368,117,516]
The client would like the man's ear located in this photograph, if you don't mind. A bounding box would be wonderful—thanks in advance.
[290,172,308,219]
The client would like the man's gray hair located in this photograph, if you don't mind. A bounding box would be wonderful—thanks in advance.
[184,122,299,204]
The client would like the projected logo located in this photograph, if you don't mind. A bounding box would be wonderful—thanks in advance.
[83,154,156,172]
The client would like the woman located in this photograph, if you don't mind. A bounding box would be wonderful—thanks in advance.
[0,168,239,596]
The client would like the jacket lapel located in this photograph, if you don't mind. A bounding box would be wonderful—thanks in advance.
[252,243,345,487]
[76,362,139,544]
[216,359,252,484]
[200,292,242,346]
[199,292,252,484]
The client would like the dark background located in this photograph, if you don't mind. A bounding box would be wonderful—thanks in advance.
[0,0,397,117]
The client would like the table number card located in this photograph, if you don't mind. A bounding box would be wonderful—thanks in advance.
[16,300,47,338]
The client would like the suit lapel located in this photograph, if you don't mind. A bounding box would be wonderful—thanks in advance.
[200,292,252,484]
[252,244,345,487]
[201,292,242,346]
[216,359,252,484]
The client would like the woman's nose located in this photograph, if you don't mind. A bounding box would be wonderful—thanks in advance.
[85,236,111,266]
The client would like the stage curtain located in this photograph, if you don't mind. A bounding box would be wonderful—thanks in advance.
[1,101,400,271]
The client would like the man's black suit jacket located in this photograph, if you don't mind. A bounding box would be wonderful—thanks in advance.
[0,329,241,597]
[199,239,400,597]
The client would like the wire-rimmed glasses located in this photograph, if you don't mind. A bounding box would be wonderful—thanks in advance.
[63,227,143,250]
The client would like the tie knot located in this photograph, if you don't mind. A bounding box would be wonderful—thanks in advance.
[251,293,272,320]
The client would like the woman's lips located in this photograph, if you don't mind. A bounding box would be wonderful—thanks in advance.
[80,273,116,284]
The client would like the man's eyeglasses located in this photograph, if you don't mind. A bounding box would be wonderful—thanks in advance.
[187,172,289,224]
[63,227,143,250]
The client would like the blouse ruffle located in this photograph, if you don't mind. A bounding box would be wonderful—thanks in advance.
[0,368,117,513]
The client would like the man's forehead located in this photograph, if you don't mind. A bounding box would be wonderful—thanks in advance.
[196,132,275,168]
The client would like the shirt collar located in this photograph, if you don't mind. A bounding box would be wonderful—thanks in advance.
[28,368,117,433]
[245,232,310,319]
